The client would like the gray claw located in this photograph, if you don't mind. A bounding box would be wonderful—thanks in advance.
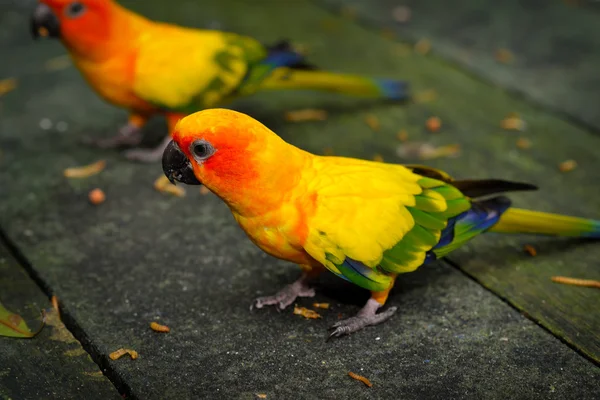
[327,306,397,339]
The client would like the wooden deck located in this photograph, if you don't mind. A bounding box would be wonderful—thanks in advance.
[1,0,598,398]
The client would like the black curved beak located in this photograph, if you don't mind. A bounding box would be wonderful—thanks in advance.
[31,3,60,39]
[162,140,202,186]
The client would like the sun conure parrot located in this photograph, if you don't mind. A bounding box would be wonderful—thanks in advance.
[30,0,410,163]
[161,108,600,338]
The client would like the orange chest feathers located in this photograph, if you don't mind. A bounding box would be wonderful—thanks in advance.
[233,193,319,266]
[72,53,155,113]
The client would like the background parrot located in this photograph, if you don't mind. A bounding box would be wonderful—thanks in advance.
[30,0,409,163]
[162,108,600,338]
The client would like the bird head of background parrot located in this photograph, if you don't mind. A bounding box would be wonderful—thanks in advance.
[31,0,124,58]
[162,109,306,216]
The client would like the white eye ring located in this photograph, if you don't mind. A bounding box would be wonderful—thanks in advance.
[65,2,86,18]
[190,140,215,161]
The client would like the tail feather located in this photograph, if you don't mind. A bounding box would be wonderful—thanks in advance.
[490,208,600,238]
[260,69,410,100]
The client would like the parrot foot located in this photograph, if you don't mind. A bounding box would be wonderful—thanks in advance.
[252,275,315,311]
[328,298,397,339]
[123,136,172,163]
[84,123,143,149]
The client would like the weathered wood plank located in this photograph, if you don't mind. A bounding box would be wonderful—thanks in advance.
[316,0,600,132]
[0,0,599,398]
[0,241,121,400]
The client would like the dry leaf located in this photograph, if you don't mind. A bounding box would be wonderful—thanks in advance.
[372,154,384,162]
[154,175,186,197]
[285,109,327,122]
[293,305,321,319]
[313,303,330,309]
[44,55,71,71]
[500,113,526,131]
[63,160,106,178]
[398,143,460,160]
[0,302,44,338]
[523,244,537,256]
[516,137,531,149]
[365,114,380,131]
[0,78,17,97]
[199,186,211,195]
[558,160,577,172]
[392,6,411,23]
[495,48,514,64]
[415,39,431,55]
[256,394,267,399]
[415,89,438,103]
[397,130,409,142]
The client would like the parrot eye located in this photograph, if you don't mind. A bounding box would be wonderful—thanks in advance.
[190,140,215,161]
[65,2,86,18]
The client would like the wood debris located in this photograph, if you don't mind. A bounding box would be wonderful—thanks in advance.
[426,116,442,132]
[44,55,71,71]
[415,89,438,103]
[365,114,380,131]
[199,186,211,195]
[154,175,186,197]
[284,109,328,122]
[500,113,526,131]
[63,160,106,178]
[495,48,514,64]
[551,276,600,289]
[0,78,17,97]
[109,348,138,360]
[397,130,409,142]
[150,322,171,333]
[558,160,577,172]
[88,188,106,205]
[348,371,373,388]
[51,295,60,320]
[312,303,330,309]
[372,154,384,163]
[323,147,334,156]
[340,5,358,20]
[516,137,531,149]
[523,244,537,257]
[255,394,267,399]
[37,26,49,37]
[293,305,321,319]
[392,6,411,23]
[398,142,460,160]
[414,39,431,55]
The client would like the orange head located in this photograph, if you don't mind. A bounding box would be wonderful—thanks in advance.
[162,109,305,216]
[31,0,125,57]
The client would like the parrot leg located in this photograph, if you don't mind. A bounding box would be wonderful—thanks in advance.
[252,267,322,310]
[328,286,397,339]
[85,114,147,149]
[123,136,171,163]
[124,113,185,163]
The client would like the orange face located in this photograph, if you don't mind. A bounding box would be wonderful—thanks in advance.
[163,109,262,193]
[32,0,113,52]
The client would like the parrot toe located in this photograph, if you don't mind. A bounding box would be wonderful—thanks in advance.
[251,277,315,311]
[328,303,397,339]
[83,123,143,149]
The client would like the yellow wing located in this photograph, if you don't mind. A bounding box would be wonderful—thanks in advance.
[301,156,470,292]
[302,157,420,271]
[133,25,266,112]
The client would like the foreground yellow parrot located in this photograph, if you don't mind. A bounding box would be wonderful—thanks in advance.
[31,0,409,163]
[162,109,600,337]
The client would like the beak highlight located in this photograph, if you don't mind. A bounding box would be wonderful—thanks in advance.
[162,141,202,186]
[31,3,60,39]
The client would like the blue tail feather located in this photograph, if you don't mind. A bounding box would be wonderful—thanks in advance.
[373,78,410,101]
